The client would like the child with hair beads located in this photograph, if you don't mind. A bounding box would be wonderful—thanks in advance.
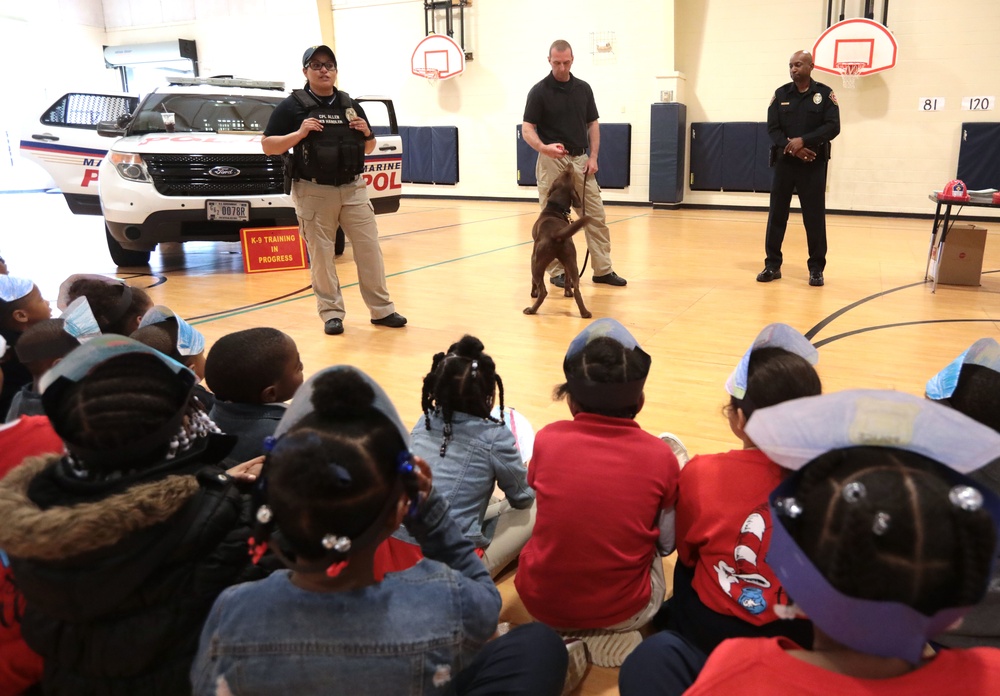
[515,318,681,667]
[0,335,266,696]
[191,364,573,695]
[6,297,101,421]
[925,337,1000,649]
[204,328,304,462]
[621,390,1000,695]
[380,335,535,578]
[0,275,53,416]
[665,324,820,654]
[62,275,152,335]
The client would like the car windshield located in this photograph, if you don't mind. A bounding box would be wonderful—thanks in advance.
[129,93,282,134]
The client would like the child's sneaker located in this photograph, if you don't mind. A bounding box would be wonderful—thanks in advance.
[562,639,589,695]
[659,431,690,467]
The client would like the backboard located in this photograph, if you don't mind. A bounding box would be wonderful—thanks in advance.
[410,34,466,81]
[812,17,897,77]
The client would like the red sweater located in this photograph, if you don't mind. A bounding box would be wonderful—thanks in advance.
[687,636,1000,695]
[515,413,678,628]
[0,416,63,696]
[676,448,795,625]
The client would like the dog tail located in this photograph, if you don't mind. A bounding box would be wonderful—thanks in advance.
[552,216,594,243]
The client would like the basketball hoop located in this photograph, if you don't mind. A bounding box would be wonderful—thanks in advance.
[413,68,441,84]
[836,61,865,89]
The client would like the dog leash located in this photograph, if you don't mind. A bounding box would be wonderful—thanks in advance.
[580,170,590,274]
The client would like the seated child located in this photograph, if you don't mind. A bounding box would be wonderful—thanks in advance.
[0,275,52,416]
[0,335,266,695]
[62,275,152,335]
[131,305,216,412]
[6,297,101,422]
[0,413,63,696]
[620,390,1000,696]
[925,337,1000,648]
[515,318,681,667]
[191,365,571,696]
[667,323,820,654]
[381,335,535,578]
[204,327,304,462]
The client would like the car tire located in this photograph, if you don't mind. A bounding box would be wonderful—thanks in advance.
[105,224,151,266]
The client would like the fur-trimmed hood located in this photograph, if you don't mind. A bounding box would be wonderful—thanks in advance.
[0,453,199,560]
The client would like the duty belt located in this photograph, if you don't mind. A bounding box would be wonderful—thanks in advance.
[300,175,359,187]
[566,147,587,157]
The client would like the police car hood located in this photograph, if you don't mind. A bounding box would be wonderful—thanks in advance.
[111,132,267,155]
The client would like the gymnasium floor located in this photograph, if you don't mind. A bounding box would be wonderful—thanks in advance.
[5,190,1000,693]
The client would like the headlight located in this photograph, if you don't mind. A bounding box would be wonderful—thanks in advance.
[108,152,150,183]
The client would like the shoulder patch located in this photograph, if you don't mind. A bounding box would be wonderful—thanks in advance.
[830,91,838,106]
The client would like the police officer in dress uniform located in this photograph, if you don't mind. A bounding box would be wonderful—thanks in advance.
[756,50,840,287]
[262,45,406,336]
[522,40,627,290]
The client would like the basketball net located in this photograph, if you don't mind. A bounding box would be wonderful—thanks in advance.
[414,68,440,85]
[836,62,865,89]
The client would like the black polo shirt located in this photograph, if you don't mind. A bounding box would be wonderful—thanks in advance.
[767,79,840,160]
[523,72,600,151]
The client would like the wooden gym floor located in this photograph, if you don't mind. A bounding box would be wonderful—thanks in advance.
[5,191,1000,694]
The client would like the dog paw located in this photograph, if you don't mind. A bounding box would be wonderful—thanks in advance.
[564,289,574,297]
[581,310,593,318]
[523,307,536,315]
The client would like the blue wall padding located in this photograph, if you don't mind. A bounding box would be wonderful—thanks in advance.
[595,123,631,189]
[721,122,758,192]
[753,122,773,193]
[649,102,687,204]
[689,122,725,191]
[431,126,459,184]
[516,124,537,186]
[398,126,458,184]
[957,122,1000,190]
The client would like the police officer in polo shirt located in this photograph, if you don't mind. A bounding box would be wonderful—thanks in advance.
[757,50,840,287]
[262,45,406,336]
[522,39,626,290]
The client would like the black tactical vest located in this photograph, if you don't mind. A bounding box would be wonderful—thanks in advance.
[292,89,366,185]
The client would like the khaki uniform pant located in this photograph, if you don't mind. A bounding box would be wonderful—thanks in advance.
[535,154,614,277]
[292,177,395,322]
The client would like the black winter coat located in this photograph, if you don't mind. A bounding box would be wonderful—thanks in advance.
[0,436,266,696]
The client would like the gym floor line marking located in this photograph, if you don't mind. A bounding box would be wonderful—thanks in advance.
[812,318,1000,349]
[188,240,534,326]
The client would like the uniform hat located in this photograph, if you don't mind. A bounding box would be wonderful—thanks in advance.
[925,337,1000,401]
[138,305,206,357]
[0,275,34,303]
[747,390,1000,665]
[725,323,818,400]
[302,44,336,67]
[563,318,651,410]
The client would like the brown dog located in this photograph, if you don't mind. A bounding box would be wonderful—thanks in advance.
[524,167,594,318]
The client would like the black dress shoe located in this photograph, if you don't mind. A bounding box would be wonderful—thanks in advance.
[371,312,407,328]
[593,272,627,286]
[550,274,566,288]
[809,272,825,287]
[756,268,782,282]
[324,318,344,335]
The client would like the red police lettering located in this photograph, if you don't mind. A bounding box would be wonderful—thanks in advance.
[81,169,99,187]
[363,173,373,187]
[373,172,389,191]
[389,171,401,190]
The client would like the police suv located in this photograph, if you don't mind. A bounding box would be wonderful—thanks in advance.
[21,77,402,266]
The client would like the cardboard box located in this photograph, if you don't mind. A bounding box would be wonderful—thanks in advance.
[929,223,987,286]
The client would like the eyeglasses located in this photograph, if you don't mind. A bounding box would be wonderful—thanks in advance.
[307,61,336,71]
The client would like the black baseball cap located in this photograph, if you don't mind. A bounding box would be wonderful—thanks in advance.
[302,45,337,68]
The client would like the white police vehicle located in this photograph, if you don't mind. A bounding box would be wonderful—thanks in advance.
[21,77,402,266]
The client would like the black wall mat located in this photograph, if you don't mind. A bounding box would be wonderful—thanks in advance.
[649,102,687,204]
[957,122,1000,190]
[691,121,773,193]
[689,122,724,191]
[721,122,758,192]
[516,123,633,189]
[430,127,459,184]
[753,122,773,193]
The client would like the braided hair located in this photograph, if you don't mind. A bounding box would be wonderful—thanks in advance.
[266,369,406,561]
[555,336,647,418]
[419,335,504,456]
[790,446,996,615]
[943,364,1000,434]
[730,346,822,419]
[66,278,152,335]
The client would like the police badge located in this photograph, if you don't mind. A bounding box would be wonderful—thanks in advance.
[812,93,822,105]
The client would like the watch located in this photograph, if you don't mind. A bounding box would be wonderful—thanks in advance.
[364,132,375,142]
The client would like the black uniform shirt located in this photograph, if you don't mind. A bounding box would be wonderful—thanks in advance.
[767,79,840,160]
[523,72,599,150]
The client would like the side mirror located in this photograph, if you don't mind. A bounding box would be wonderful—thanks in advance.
[97,120,126,138]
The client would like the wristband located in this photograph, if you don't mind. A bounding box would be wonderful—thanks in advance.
[364,132,375,142]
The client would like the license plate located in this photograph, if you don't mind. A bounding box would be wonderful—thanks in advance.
[206,200,250,221]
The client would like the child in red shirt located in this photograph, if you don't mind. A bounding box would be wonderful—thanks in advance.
[515,319,679,667]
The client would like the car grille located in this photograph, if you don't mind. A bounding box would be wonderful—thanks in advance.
[143,153,284,197]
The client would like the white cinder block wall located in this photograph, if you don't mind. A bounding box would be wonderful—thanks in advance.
[5,0,1000,217]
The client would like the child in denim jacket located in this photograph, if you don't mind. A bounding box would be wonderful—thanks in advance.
[191,365,569,696]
